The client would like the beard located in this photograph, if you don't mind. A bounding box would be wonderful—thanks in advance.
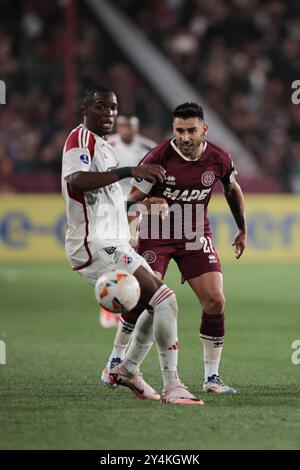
[178,138,204,159]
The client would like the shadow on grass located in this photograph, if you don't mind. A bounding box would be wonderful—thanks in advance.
[204,383,300,408]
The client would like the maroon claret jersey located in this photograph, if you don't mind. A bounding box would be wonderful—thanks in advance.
[131,138,236,245]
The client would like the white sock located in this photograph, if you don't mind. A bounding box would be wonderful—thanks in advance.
[199,333,224,382]
[149,285,179,386]
[122,310,154,374]
[106,317,135,368]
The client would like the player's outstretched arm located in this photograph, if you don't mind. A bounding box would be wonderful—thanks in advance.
[223,180,247,259]
[66,164,166,193]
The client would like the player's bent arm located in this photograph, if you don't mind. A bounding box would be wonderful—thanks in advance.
[126,187,147,224]
[127,186,147,203]
[125,187,147,247]
[126,187,168,247]
[67,164,166,193]
[223,180,247,233]
[127,186,168,220]
[66,169,129,192]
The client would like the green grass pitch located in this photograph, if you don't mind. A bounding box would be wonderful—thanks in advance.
[0,261,299,450]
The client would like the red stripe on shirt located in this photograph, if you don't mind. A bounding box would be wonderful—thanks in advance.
[65,126,96,160]
[65,127,81,152]
[87,132,96,159]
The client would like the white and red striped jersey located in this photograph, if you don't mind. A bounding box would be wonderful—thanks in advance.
[61,124,129,270]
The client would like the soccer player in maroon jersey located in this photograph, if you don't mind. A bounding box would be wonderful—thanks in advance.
[102,102,247,394]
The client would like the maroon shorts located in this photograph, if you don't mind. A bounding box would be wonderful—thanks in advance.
[137,237,222,283]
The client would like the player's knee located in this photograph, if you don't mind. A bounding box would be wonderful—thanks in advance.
[152,291,178,347]
[168,292,178,318]
[203,292,225,314]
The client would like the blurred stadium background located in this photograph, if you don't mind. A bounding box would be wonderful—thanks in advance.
[1,0,300,451]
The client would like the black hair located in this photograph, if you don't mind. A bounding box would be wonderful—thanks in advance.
[82,83,115,107]
[173,102,204,120]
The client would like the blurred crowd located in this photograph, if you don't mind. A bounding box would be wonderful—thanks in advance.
[115,0,300,192]
[1,0,300,192]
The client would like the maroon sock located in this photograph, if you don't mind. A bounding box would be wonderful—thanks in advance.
[200,312,225,337]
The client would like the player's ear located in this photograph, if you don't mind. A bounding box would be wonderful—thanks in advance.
[203,122,208,135]
[81,97,91,116]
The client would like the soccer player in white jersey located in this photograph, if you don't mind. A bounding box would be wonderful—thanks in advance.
[99,116,156,328]
[61,83,204,405]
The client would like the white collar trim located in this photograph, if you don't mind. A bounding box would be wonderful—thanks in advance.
[170,139,207,161]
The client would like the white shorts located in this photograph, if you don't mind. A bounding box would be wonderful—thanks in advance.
[78,242,153,286]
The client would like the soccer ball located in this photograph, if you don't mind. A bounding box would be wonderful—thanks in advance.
[95,269,141,313]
